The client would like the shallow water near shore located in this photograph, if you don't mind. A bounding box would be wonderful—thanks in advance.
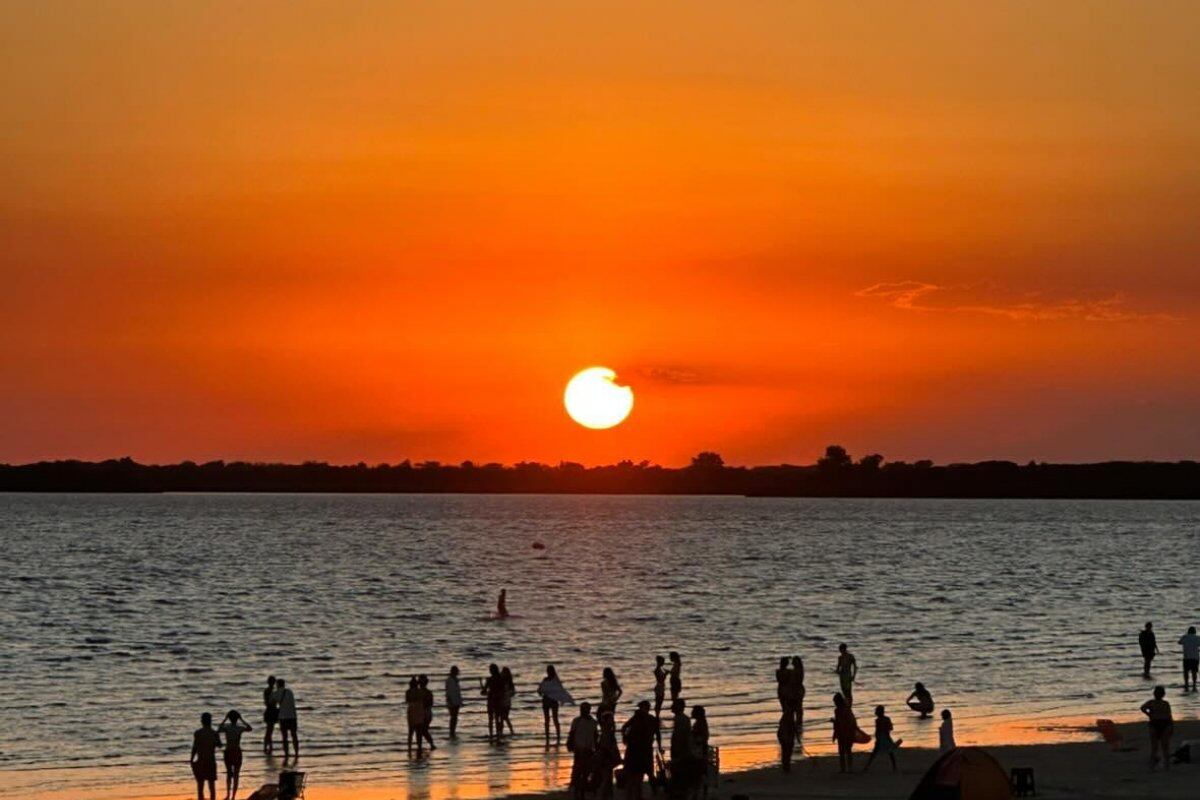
[2,494,1198,799]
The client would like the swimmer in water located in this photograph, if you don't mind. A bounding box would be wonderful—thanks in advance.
[497,589,509,619]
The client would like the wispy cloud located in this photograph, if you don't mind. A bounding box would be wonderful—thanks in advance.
[856,281,1181,323]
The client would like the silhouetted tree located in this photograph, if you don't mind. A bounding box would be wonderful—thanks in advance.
[690,451,725,470]
[818,445,852,471]
[857,453,884,471]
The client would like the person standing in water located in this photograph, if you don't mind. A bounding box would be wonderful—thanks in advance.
[939,709,956,751]
[1179,626,1200,691]
[445,666,463,739]
[1140,622,1159,678]
[497,589,509,619]
[620,701,660,799]
[262,676,278,755]
[482,663,505,742]
[274,679,299,759]
[862,705,901,773]
[600,667,623,717]
[668,652,683,704]
[217,710,252,800]
[190,712,221,800]
[406,677,424,754]
[789,655,806,737]
[500,666,517,735]
[835,644,858,705]
[906,682,935,718]
[537,664,569,744]
[418,674,437,751]
[567,703,599,800]
[831,693,858,774]
[653,656,668,717]
[1140,685,1173,770]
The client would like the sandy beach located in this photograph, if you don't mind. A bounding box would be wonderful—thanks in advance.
[510,720,1200,800]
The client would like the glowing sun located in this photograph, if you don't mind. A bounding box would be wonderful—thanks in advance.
[564,367,634,429]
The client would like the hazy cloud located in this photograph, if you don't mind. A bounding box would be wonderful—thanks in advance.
[857,281,1180,323]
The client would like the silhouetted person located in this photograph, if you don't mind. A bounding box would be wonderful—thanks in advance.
[406,676,423,754]
[1179,626,1200,691]
[862,705,900,773]
[595,710,621,799]
[668,652,683,703]
[601,667,623,716]
[691,706,710,797]
[191,712,221,800]
[669,698,694,797]
[568,702,599,800]
[777,711,796,772]
[537,664,568,744]
[217,710,252,800]
[497,588,509,619]
[482,663,504,741]
[835,644,857,705]
[621,700,660,800]
[418,674,437,751]
[445,666,463,739]
[906,682,934,718]
[1140,622,1159,678]
[500,666,516,735]
[1140,685,1173,770]
[939,709,956,751]
[775,657,791,711]
[262,676,278,754]
[274,679,298,758]
[789,655,805,738]
[653,656,668,717]
[831,693,857,773]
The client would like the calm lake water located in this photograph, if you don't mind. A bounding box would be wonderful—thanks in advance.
[1,494,1198,799]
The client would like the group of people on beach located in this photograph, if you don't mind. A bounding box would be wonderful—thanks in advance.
[1137,621,1200,770]
[189,676,298,800]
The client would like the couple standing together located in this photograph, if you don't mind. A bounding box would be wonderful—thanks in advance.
[262,676,299,757]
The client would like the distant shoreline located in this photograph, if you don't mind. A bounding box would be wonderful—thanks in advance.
[3,447,1199,498]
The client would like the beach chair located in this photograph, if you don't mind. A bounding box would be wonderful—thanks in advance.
[278,770,306,800]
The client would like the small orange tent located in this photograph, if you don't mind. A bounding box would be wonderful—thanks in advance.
[909,747,1010,800]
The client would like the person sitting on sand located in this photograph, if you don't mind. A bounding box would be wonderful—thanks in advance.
[939,709,956,751]
[600,667,623,716]
[273,679,299,759]
[262,676,278,754]
[831,693,858,773]
[654,656,668,717]
[1140,685,1173,770]
[191,712,221,800]
[406,677,425,754]
[537,664,568,744]
[217,710,252,800]
[418,674,437,751]
[906,682,935,718]
[567,703,599,800]
[497,589,509,619]
[1140,622,1159,679]
[621,701,660,799]
[835,644,858,705]
[777,711,796,772]
[862,705,901,773]
[1179,626,1200,692]
[445,665,463,739]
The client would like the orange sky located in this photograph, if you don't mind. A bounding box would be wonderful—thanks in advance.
[2,1,1198,466]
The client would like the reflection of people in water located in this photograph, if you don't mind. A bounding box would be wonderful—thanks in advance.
[217,710,252,800]
[668,652,683,702]
[835,644,857,704]
[190,713,220,800]
[538,664,566,744]
[497,589,509,619]
[652,656,667,717]
[445,666,463,739]
[906,682,935,718]
[600,667,623,716]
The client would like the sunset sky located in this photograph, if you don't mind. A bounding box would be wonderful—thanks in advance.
[2,1,1198,466]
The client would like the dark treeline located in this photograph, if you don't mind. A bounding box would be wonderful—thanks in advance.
[2,446,1198,497]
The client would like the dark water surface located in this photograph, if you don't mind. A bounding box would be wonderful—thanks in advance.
[1,494,1198,798]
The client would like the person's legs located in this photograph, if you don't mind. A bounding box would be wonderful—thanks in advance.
[196,775,204,800]
[544,706,551,741]
[552,705,561,741]
[224,764,233,800]
[263,721,274,754]
[289,723,299,757]
[1163,729,1172,770]
[888,751,897,772]
[408,724,415,753]
[207,778,217,800]
[424,723,437,750]
[449,705,459,738]
[1143,654,1153,678]
[862,751,875,772]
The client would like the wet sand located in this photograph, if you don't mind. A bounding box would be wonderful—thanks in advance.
[511,720,1200,800]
